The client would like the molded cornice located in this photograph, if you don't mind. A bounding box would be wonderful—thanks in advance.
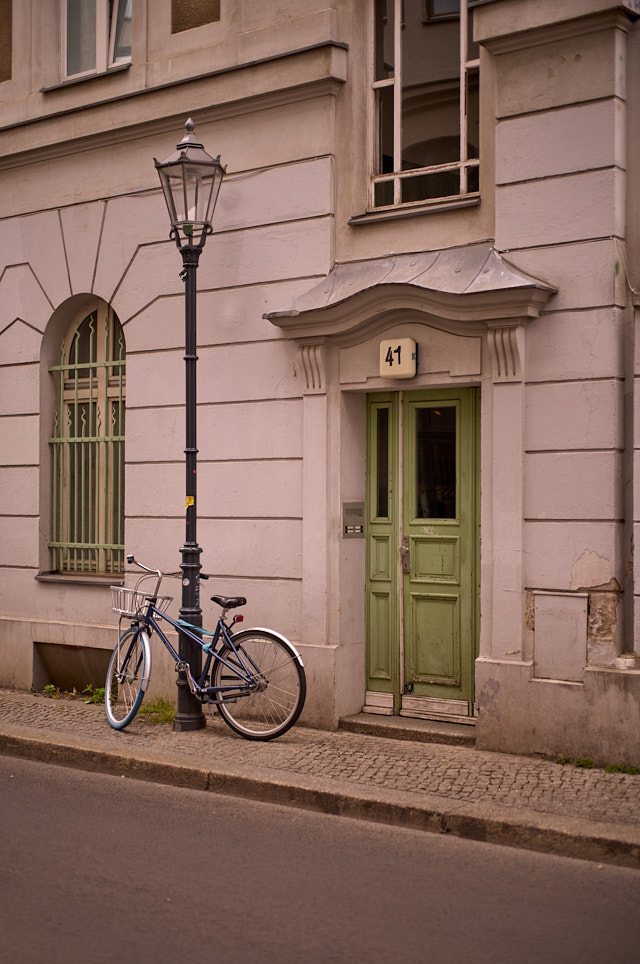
[478,7,636,56]
[0,42,348,172]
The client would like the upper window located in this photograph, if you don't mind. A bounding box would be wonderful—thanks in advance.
[49,303,125,576]
[63,0,132,79]
[171,0,220,34]
[371,0,479,210]
[0,0,11,83]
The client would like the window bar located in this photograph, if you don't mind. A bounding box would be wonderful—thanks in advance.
[54,337,66,572]
[460,0,468,195]
[51,411,60,572]
[86,315,97,573]
[102,339,110,573]
[73,328,82,572]
[99,405,106,573]
[98,313,108,574]
[81,405,88,572]
[65,405,73,571]
[393,0,402,206]
[112,404,120,574]
[116,333,125,573]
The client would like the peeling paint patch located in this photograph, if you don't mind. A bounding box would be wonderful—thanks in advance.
[588,592,619,642]
[479,678,501,720]
[570,550,612,591]
[524,591,535,632]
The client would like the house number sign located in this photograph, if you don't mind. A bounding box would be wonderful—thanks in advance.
[379,338,417,379]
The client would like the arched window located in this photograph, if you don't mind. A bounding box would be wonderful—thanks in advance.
[49,302,125,575]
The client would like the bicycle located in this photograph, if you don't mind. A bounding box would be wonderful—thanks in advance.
[106,555,306,740]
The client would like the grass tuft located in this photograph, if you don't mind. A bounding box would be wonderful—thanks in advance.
[138,696,176,725]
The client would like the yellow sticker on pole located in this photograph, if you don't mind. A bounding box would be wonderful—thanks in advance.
[186,496,194,509]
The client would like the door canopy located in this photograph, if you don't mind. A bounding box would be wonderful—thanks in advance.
[264,243,555,343]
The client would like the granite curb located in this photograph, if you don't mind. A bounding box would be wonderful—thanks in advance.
[1,688,640,868]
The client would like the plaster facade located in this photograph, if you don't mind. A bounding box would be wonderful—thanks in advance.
[0,0,639,764]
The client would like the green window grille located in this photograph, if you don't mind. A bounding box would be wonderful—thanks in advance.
[49,305,125,576]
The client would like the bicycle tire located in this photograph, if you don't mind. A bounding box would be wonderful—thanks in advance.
[105,627,151,730]
[212,629,306,741]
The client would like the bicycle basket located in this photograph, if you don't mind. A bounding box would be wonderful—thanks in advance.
[110,586,173,618]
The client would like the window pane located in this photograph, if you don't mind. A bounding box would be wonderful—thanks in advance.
[467,8,479,60]
[416,406,456,520]
[401,0,460,174]
[466,164,479,193]
[0,0,11,82]
[374,180,395,207]
[111,0,132,62]
[429,0,460,17]
[376,86,394,175]
[401,168,460,203]
[374,0,394,80]
[171,0,221,34]
[68,312,97,379]
[67,0,96,75]
[466,67,479,159]
[67,401,97,547]
[376,407,390,518]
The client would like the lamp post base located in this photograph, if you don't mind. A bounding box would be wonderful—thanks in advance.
[173,541,206,732]
[173,709,206,731]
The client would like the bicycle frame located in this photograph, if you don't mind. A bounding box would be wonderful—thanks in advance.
[131,599,261,705]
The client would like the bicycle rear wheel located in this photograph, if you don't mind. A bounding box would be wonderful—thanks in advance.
[105,627,151,730]
[212,629,306,740]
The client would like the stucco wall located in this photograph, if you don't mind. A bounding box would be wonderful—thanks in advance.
[1,1,639,758]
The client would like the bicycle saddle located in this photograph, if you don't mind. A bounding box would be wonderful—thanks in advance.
[210,595,246,609]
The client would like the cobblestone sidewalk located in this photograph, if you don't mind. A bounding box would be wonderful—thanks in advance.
[1,688,640,865]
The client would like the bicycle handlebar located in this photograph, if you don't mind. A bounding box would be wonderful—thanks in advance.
[127,554,209,580]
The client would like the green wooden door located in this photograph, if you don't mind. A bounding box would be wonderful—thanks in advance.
[366,389,478,719]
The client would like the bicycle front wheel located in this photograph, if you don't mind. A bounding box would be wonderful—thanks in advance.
[105,627,151,730]
[212,629,306,740]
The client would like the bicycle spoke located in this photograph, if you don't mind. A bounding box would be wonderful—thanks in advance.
[105,628,149,730]
[212,631,306,740]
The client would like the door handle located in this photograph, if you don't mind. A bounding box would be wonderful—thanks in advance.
[400,537,410,573]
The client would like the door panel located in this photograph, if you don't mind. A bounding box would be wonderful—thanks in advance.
[366,388,478,720]
[412,535,459,583]
[368,591,394,681]
[365,394,399,702]
[402,390,476,713]
[407,592,460,683]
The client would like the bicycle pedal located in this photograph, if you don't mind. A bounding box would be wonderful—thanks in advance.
[176,661,198,696]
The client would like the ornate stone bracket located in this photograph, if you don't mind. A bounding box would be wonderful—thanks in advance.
[297,343,326,394]
[486,324,523,383]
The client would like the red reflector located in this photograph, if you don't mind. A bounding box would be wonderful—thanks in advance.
[235,615,244,622]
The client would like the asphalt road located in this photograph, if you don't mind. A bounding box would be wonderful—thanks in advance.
[2,755,640,964]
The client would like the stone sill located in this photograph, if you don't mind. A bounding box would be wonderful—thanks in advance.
[36,573,121,588]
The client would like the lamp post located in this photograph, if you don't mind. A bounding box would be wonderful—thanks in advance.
[154,118,225,731]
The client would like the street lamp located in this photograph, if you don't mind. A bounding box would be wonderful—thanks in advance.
[154,117,225,731]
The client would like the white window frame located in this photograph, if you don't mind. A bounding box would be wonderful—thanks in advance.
[62,0,132,80]
[370,0,480,211]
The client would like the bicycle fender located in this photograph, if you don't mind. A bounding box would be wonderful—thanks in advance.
[140,630,152,691]
[231,627,305,667]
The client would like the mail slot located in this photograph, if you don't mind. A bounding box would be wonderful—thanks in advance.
[343,502,365,538]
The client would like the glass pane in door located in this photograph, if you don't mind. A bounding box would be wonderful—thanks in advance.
[415,406,456,519]
[376,407,390,518]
